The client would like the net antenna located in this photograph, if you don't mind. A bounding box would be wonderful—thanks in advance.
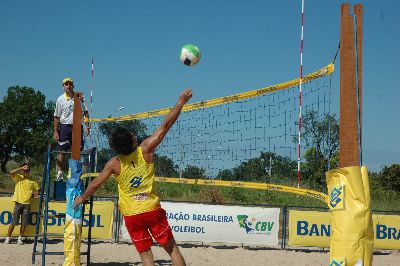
[297,0,305,188]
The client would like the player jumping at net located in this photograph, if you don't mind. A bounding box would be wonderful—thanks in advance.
[73,88,192,266]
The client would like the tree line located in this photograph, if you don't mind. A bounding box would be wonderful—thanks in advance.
[0,86,54,172]
[1,86,399,194]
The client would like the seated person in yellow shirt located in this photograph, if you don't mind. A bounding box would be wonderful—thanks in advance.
[4,163,40,245]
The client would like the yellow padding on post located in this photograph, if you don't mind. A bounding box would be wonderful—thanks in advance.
[64,217,82,266]
[326,166,374,266]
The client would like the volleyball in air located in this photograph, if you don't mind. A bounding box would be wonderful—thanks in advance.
[179,44,201,66]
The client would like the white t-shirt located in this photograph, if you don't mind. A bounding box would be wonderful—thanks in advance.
[54,93,88,125]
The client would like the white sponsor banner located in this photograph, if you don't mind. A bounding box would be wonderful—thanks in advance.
[121,201,280,246]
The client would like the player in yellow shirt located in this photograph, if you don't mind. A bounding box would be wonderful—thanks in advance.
[74,88,192,266]
[4,163,40,244]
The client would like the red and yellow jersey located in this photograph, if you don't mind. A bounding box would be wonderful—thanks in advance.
[12,174,40,204]
[115,146,160,216]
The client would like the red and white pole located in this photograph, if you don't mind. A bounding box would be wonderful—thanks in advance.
[297,0,305,188]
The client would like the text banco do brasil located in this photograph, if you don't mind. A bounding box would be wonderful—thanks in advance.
[0,210,105,228]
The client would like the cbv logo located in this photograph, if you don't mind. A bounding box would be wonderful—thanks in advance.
[237,215,274,234]
[130,176,143,188]
[330,184,343,208]
[237,215,254,233]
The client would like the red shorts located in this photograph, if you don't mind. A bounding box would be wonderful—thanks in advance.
[124,207,173,253]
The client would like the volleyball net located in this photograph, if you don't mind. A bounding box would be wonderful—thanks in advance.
[87,63,334,199]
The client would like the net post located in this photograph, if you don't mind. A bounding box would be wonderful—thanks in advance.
[339,4,362,167]
[72,92,83,160]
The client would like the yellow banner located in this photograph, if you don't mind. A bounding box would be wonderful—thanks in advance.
[288,210,331,248]
[373,214,400,250]
[0,197,114,239]
[87,63,334,123]
[288,210,400,250]
[0,198,41,237]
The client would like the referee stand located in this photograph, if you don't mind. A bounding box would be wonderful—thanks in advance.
[32,91,96,265]
[31,147,96,265]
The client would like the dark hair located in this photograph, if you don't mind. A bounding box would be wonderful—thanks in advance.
[109,127,134,155]
[21,163,31,171]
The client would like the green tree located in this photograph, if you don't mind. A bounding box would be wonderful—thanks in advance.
[223,152,296,183]
[182,165,206,179]
[260,151,297,182]
[154,155,179,177]
[98,120,148,143]
[302,148,326,188]
[216,169,234,180]
[295,110,340,187]
[232,158,267,181]
[378,164,400,192]
[0,86,54,172]
[300,110,339,163]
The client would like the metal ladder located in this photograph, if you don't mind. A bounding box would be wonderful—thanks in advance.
[32,146,96,265]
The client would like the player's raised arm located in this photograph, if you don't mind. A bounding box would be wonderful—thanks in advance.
[142,89,192,154]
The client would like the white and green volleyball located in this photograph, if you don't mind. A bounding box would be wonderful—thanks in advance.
[180,44,201,66]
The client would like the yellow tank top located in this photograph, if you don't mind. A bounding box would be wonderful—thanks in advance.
[115,146,160,216]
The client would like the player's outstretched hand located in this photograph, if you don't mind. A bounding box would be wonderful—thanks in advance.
[178,88,192,105]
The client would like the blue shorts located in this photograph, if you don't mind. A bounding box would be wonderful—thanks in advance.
[58,124,84,151]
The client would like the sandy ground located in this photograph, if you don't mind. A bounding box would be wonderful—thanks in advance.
[1,238,399,266]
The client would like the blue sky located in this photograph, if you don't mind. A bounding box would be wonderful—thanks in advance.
[0,0,399,171]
